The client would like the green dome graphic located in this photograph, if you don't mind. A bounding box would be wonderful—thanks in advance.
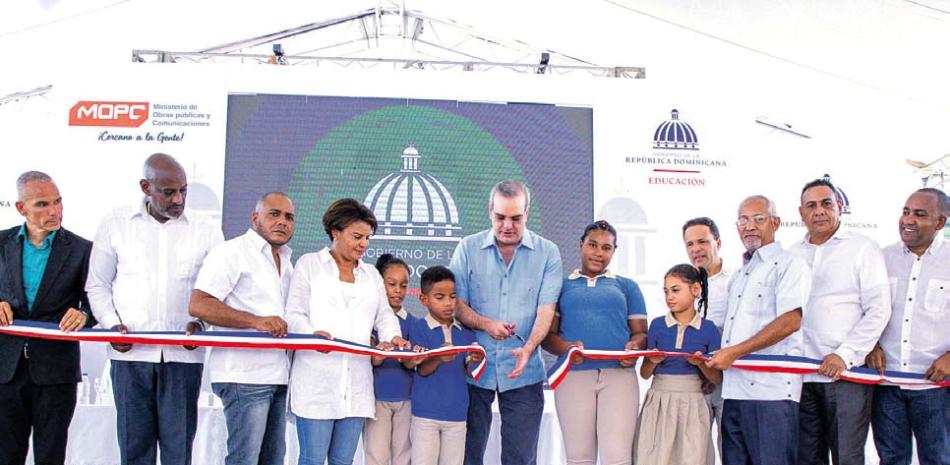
[287,104,541,267]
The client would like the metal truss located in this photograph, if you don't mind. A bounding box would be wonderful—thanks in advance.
[0,85,52,107]
[131,3,644,79]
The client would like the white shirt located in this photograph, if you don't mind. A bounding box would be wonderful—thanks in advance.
[286,248,401,420]
[194,229,293,385]
[881,235,950,389]
[86,202,223,363]
[722,242,812,402]
[791,228,891,383]
[705,265,734,330]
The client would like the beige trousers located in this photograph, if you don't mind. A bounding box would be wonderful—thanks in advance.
[554,368,640,465]
[633,374,710,465]
[363,400,412,465]
[409,416,466,465]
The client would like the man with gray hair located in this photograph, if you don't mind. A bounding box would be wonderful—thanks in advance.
[1,171,93,465]
[449,179,563,465]
[86,154,222,465]
[706,195,812,465]
[188,192,296,465]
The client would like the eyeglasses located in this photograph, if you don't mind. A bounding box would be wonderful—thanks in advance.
[736,215,770,227]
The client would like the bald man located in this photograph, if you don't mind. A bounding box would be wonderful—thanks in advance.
[86,154,223,465]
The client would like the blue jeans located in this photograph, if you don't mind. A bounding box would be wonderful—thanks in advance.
[871,385,949,465]
[465,382,544,465]
[111,361,202,465]
[212,383,287,465]
[722,399,799,465]
[296,416,365,465]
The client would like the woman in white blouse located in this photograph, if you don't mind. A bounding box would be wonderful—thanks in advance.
[286,198,411,465]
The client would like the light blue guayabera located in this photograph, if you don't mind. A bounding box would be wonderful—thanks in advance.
[450,228,562,392]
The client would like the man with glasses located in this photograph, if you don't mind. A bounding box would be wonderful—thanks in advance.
[449,179,563,465]
[790,179,890,465]
[706,195,812,465]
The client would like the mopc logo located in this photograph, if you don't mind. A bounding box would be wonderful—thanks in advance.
[69,101,149,127]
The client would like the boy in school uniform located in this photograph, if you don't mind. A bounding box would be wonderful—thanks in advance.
[403,266,483,465]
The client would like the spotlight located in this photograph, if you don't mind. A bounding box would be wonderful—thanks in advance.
[271,44,287,65]
[537,52,550,75]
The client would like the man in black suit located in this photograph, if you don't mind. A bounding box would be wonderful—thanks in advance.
[0,171,93,465]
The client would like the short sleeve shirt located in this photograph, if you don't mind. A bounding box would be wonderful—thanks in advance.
[449,228,562,392]
[721,242,812,402]
[648,312,721,375]
[557,270,647,370]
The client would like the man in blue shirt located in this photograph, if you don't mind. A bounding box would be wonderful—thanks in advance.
[0,171,93,465]
[449,180,563,465]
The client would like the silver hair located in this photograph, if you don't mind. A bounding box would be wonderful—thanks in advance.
[16,171,54,201]
[489,179,530,212]
[741,195,778,216]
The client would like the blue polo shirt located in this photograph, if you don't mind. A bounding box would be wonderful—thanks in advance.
[557,270,647,370]
[17,225,57,311]
[450,228,562,392]
[372,310,417,402]
[408,314,477,422]
[648,312,720,376]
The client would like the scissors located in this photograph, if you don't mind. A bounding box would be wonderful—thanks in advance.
[505,323,526,344]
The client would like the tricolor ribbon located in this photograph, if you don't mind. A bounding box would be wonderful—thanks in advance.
[0,321,487,381]
[546,346,949,390]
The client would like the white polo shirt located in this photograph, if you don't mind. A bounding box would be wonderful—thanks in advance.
[881,235,949,389]
[722,242,812,402]
[791,228,891,383]
[194,229,293,385]
[285,248,401,420]
[86,201,223,364]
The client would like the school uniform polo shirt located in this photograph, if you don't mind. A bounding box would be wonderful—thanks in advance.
[373,309,416,401]
[557,269,647,370]
[648,312,721,375]
[408,314,476,422]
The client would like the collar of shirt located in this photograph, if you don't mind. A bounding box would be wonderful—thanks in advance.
[395,308,408,320]
[708,265,734,282]
[664,311,703,330]
[900,233,944,257]
[316,247,366,276]
[801,225,851,246]
[567,268,616,280]
[744,241,784,264]
[16,224,57,249]
[425,313,462,330]
[244,228,292,265]
[130,198,191,224]
[479,228,536,250]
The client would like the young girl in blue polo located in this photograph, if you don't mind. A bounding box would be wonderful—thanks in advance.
[634,264,722,465]
[363,254,417,465]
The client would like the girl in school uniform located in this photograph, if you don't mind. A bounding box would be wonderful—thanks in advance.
[634,264,722,465]
[363,254,417,465]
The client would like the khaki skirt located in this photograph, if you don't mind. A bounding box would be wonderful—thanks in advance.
[633,374,711,465]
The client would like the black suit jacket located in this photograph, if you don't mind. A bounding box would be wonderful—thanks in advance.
[0,225,93,384]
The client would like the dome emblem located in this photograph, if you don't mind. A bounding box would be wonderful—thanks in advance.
[653,109,699,150]
[364,145,463,241]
